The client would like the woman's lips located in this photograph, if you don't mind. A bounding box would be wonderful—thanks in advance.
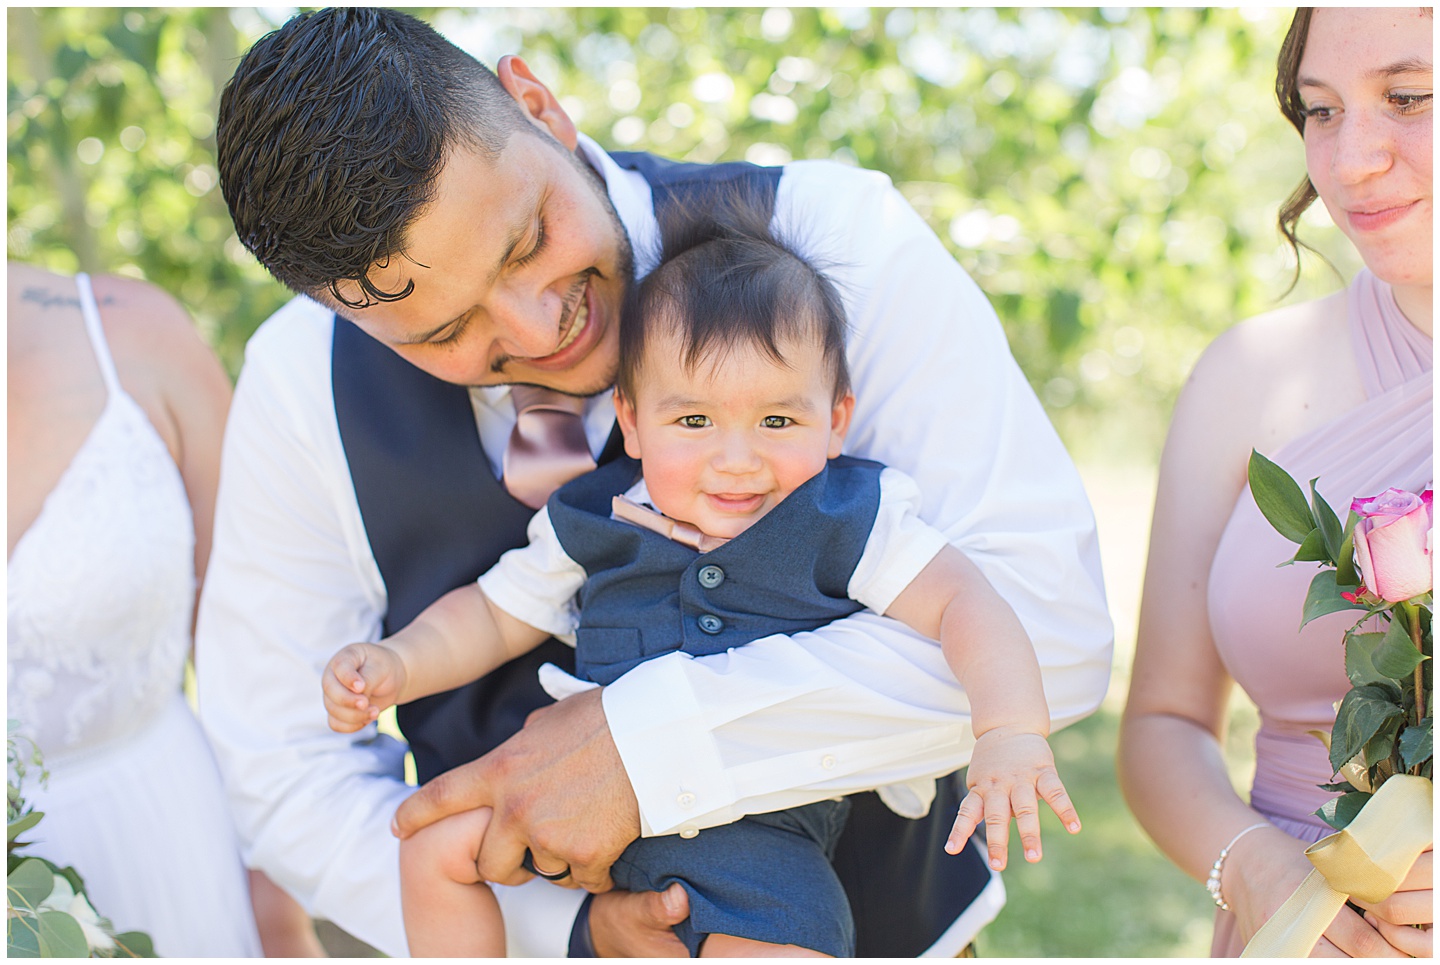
[1346,198,1422,233]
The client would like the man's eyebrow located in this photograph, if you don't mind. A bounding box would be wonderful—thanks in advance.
[396,195,540,345]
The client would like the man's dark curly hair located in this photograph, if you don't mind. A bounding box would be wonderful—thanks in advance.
[217,8,532,308]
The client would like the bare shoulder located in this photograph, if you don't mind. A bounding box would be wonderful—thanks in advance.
[1178,290,1360,456]
[87,273,232,454]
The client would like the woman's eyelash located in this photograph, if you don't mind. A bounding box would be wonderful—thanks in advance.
[1389,92,1433,113]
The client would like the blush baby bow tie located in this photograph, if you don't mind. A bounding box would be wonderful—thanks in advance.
[611,496,731,553]
[502,385,597,510]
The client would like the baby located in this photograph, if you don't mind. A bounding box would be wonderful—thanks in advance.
[323,196,1079,958]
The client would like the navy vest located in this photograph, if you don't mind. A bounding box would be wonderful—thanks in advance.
[549,455,879,685]
[331,150,991,956]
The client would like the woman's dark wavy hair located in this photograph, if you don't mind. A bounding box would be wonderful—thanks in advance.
[217,8,529,308]
[617,185,852,405]
[1274,8,1325,291]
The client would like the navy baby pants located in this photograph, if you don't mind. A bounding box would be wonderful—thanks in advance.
[610,799,854,957]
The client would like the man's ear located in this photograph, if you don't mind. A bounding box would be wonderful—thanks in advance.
[827,391,855,459]
[613,389,643,460]
[495,55,578,150]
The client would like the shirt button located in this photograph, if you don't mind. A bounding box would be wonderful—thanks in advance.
[698,614,724,634]
[697,565,725,589]
[679,826,699,839]
[677,792,696,808]
[821,755,837,770]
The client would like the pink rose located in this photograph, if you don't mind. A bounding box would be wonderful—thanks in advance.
[1350,488,1433,603]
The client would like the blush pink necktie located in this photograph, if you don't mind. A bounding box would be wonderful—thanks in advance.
[611,496,731,553]
[502,385,597,510]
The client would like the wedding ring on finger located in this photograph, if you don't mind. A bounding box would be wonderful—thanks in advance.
[522,848,572,881]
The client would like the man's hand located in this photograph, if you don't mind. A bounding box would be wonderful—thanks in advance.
[589,884,690,957]
[391,686,641,893]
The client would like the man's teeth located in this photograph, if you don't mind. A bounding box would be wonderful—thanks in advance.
[556,299,588,353]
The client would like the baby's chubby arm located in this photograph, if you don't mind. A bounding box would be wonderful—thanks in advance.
[322,584,550,733]
[883,544,1080,870]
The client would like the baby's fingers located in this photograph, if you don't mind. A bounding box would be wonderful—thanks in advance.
[1009,784,1044,864]
[1038,768,1081,835]
[946,791,985,855]
[982,789,1014,871]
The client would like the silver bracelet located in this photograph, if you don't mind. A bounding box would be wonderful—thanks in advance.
[1206,822,1269,911]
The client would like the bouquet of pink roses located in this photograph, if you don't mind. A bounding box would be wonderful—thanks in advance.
[1247,450,1431,812]
[1240,451,1431,957]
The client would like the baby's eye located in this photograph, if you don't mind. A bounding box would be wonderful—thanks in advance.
[680,415,711,428]
[762,416,793,428]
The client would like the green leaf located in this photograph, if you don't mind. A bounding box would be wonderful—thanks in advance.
[7,810,42,844]
[7,858,54,910]
[1344,632,1390,687]
[1335,512,1360,587]
[8,911,42,957]
[1248,451,1317,544]
[1310,478,1345,564]
[1372,618,1427,679]
[111,931,157,958]
[1301,570,1365,629]
[1329,682,1405,773]
[1399,718,1432,770]
[1360,717,1402,768]
[1316,789,1371,831]
[37,909,89,957]
[1317,780,1357,792]
[1289,528,1329,564]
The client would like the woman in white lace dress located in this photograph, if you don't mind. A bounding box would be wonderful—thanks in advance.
[6,263,320,956]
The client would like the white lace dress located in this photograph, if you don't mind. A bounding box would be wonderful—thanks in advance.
[7,274,261,956]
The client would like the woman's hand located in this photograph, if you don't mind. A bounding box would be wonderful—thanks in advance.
[1225,827,1410,957]
[1354,848,1432,958]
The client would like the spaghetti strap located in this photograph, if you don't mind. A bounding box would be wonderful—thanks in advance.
[74,273,122,399]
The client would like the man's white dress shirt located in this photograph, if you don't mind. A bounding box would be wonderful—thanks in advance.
[195,134,1113,957]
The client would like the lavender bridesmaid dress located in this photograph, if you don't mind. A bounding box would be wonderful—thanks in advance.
[1206,269,1432,956]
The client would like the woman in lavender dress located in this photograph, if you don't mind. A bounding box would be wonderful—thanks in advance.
[1119,8,1431,958]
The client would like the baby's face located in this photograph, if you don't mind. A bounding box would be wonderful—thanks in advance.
[614,331,854,540]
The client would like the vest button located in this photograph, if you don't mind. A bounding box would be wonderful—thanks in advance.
[679,826,700,839]
[698,614,724,635]
[697,564,725,589]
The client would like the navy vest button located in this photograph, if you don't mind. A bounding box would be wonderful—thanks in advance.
[697,564,725,589]
[698,614,724,634]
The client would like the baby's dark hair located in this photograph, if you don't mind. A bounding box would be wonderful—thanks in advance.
[617,185,851,403]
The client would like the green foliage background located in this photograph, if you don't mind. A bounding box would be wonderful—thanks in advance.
[9,6,1361,465]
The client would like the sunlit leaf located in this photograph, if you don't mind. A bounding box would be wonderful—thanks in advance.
[1301,570,1365,630]
[1316,789,1371,831]
[7,858,54,911]
[1399,718,1432,770]
[1372,618,1427,679]
[1328,682,1404,774]
[1248,451,1315,545]
[1344,632,1389,687]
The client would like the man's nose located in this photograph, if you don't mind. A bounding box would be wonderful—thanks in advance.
[491,286,564,359]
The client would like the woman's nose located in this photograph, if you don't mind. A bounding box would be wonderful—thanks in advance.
[1329,109,1395,185]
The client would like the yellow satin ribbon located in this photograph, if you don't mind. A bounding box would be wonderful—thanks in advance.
[1241,774,1433,957]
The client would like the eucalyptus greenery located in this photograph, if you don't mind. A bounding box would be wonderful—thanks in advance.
[1246,453,1434,831]
[7,722,155,958]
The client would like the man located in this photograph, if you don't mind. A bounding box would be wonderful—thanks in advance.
[198,8,1113,958]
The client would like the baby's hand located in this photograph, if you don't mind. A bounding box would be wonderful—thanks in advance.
[944,728,1080,870]
[322,643,407,733]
